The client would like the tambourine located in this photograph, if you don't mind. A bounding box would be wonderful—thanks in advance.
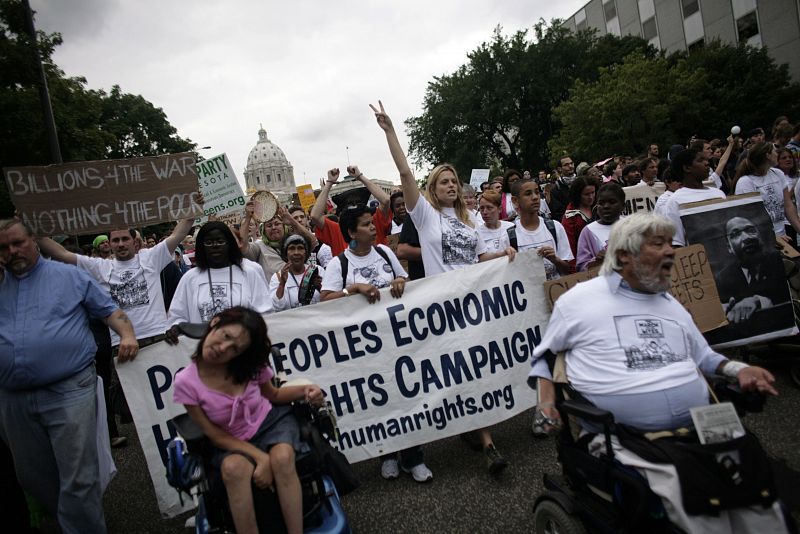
[298,265,321,306]
[251,190,279,223]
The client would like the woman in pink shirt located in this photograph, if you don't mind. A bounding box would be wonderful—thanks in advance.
[174,307,323,534]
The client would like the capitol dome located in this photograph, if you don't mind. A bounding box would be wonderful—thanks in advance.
[243,125,296,198]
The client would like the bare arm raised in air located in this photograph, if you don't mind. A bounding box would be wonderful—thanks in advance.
[370,101,420,212]
[309,168,340,229]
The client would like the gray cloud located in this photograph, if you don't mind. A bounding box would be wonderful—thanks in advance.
[26,0,585,186]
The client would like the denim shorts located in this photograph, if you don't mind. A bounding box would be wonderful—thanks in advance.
[211,404,303,468]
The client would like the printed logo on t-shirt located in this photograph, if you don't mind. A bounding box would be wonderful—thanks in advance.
[613,315,688,371]
[109,269,149,309]
[353,260,391,289]
[199,283,231,322]
[753,181,784,226]
[441,214,478,265]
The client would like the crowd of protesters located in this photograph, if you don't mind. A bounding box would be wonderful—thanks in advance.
[2,107,800,533]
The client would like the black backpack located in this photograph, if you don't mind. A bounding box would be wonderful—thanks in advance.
[506,218,558,251]
[338,246,396,288]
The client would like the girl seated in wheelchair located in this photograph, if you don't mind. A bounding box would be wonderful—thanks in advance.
[173,306,323,534]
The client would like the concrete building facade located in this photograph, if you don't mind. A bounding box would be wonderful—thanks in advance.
[562,0,800,81]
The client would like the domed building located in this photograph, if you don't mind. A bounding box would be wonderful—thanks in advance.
[243,125,296,203]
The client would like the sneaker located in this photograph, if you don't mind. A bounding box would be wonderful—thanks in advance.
[381,458,400,480]
[532,408,560,437]
[459,431,483,452]
[402,463,433,483]
[110,436,128,448]
[484,444,508,475]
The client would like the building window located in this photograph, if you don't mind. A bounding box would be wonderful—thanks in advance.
[603,0,617,22]
[256,176,260,184]
[681,0,699,17]
[267,174,271,183]
[278,174,281,181]
[736,11,759,43]
[575,9,587,31]
[642,17,658,41]
[688,40,705,52]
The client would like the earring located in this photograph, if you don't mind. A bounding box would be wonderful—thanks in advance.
[349,239,358,250]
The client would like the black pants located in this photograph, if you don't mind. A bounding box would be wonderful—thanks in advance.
[381,446,424,468]
[90,319,118,439]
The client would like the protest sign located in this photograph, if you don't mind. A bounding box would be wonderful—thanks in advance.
[296,184,316,213]
[622,182,663,216]
[543,245,726,333]
[115,339,195,518]
[4,152,203,235]
[469,169,490,189]
[266,251,545,462]
[194,153,245,223]
[681,196,796,347]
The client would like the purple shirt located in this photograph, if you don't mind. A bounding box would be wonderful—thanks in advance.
[174,362,274,440]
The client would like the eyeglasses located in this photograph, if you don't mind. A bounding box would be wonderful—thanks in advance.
[203,239,228,247]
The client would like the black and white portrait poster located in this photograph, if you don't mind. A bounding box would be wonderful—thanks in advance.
[680,195,796,348]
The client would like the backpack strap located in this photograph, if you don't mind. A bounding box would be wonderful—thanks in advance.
[374,245,396,279]
[338,252,349,290]
[506,226,518,251]
[543,218,558,248]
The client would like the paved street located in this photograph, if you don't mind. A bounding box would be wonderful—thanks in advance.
[103,358,800,533]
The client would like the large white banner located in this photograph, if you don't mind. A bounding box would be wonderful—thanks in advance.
[116,339,195,518]
[118,250,549,516]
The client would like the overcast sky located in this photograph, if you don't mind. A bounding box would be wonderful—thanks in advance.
[30,0,585,188]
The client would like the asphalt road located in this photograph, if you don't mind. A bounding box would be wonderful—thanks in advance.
[102,358,800,533]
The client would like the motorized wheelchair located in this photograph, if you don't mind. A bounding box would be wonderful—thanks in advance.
[531,371,797,534]
[165,322,354,534]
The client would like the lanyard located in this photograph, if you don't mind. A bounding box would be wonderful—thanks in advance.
[206,265,234,306]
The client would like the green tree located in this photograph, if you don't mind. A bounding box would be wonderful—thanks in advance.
[548,53,708,162]
[405,21,654,178]
[0,0,194,217]
[549,40,800,164]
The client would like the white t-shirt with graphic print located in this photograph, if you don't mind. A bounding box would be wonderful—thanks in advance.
[513,217,573,280]
[476,220,513,254]
[735,168,789,236]
[321,244,408,292]
[408,195,487,276]
[77,240,172,345]
[531,275,726,396]
[168,258,272,324]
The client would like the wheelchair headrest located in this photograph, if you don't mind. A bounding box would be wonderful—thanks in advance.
[177,322,209,339]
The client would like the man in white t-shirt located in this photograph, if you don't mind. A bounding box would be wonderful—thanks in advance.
[662,148,726,246]
[38,206,200,353]
[509,179,572,280]
[529,212,785,533]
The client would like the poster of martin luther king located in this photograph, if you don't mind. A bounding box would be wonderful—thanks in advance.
[681,195,796,348]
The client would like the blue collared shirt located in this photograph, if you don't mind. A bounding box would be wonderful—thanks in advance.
[0,257,117,390]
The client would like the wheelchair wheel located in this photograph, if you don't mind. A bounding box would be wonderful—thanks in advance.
[533,500,586,534]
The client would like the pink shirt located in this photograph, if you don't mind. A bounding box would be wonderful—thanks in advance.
[174,362,274,441]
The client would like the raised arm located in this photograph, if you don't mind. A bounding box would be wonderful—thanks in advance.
[37,236,78,265]
[348,165,390,215]
[278,206,317,247]
[165,192,203,252]
[309,168,340,228]
[714,135,735,178]
[240,199,256,254]
[370,101,419,211]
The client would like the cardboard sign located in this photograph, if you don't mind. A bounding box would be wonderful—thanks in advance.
[194,153,245,224]
[622,182,664,216]
[543,245,727,333]
[296,184,316,213]
[469,169,490,189]
[4,153,203,235]
[680,196,796,348]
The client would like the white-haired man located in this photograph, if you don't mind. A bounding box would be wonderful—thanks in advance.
[529,212,786,533]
